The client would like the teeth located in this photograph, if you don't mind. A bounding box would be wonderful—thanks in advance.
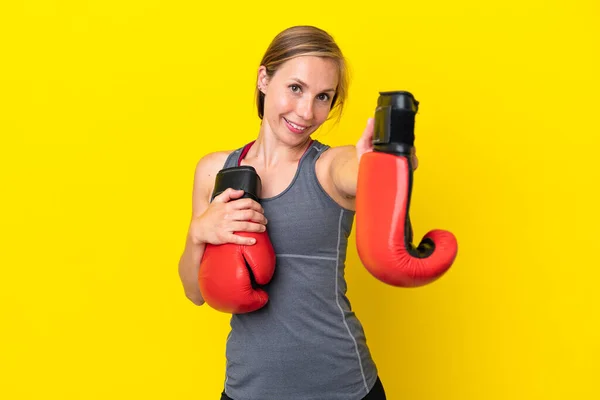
[287,119,306,130]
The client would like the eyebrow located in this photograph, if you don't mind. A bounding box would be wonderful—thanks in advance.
[291,77,336,93]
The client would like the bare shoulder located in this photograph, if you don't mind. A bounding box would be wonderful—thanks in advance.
[318,144,356,166]
[194,150,233,180]
[191,150,234,217]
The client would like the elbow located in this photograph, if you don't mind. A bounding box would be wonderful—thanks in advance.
[186,292,205,306]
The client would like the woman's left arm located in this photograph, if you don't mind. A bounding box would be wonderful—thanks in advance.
[330,118,418,199]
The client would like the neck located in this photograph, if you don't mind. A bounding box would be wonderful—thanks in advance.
[245,122,312,168]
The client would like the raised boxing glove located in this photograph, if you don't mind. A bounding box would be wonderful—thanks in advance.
[198,166,276,313]
[355,91,458,287]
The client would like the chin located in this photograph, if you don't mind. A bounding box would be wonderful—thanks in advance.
[281,132,312,148]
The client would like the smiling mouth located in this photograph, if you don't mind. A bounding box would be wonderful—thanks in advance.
[284,117,308,133]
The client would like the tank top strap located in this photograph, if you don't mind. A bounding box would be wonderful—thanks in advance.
[301,139,330,175]
[222,147,242,169]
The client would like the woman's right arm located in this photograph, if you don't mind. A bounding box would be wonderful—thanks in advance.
[177,151,267,306]
[178,152,225,305]
[178,229,208,306]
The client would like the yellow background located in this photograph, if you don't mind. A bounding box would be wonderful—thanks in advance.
[1,1,598,399]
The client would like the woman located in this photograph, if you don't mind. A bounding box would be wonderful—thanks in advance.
[178,25,418,400]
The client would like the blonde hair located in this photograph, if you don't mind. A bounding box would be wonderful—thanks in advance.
[255,25,349,122]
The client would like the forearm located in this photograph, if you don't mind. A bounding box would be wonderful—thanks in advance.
[178,233,206,306]
[334,146,418,199]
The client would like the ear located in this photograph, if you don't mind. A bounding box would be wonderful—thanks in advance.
[257,66,270,93]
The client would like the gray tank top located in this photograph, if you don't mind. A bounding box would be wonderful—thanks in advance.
[221,139,378,400]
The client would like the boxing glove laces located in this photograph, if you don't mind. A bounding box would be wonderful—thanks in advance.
[356,91,458,287]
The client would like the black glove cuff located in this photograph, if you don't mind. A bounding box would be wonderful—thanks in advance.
[210,166,262,203]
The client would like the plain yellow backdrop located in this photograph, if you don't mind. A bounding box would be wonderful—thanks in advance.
[1,1,599,399]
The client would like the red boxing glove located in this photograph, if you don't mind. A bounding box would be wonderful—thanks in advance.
[198,166,276,313]
[356,91,458,287]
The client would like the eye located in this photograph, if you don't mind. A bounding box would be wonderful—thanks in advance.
[317,93,330,102]
[289,84,301,93]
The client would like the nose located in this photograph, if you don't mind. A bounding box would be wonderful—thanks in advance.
[296,96,314,121]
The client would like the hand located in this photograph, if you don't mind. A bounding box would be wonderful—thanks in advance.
[355,118,374,164]
[411,146,419,170]
[356,117,419,170]
[189,188,267,246]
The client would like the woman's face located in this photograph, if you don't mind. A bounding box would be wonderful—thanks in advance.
[258,56,339,146]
